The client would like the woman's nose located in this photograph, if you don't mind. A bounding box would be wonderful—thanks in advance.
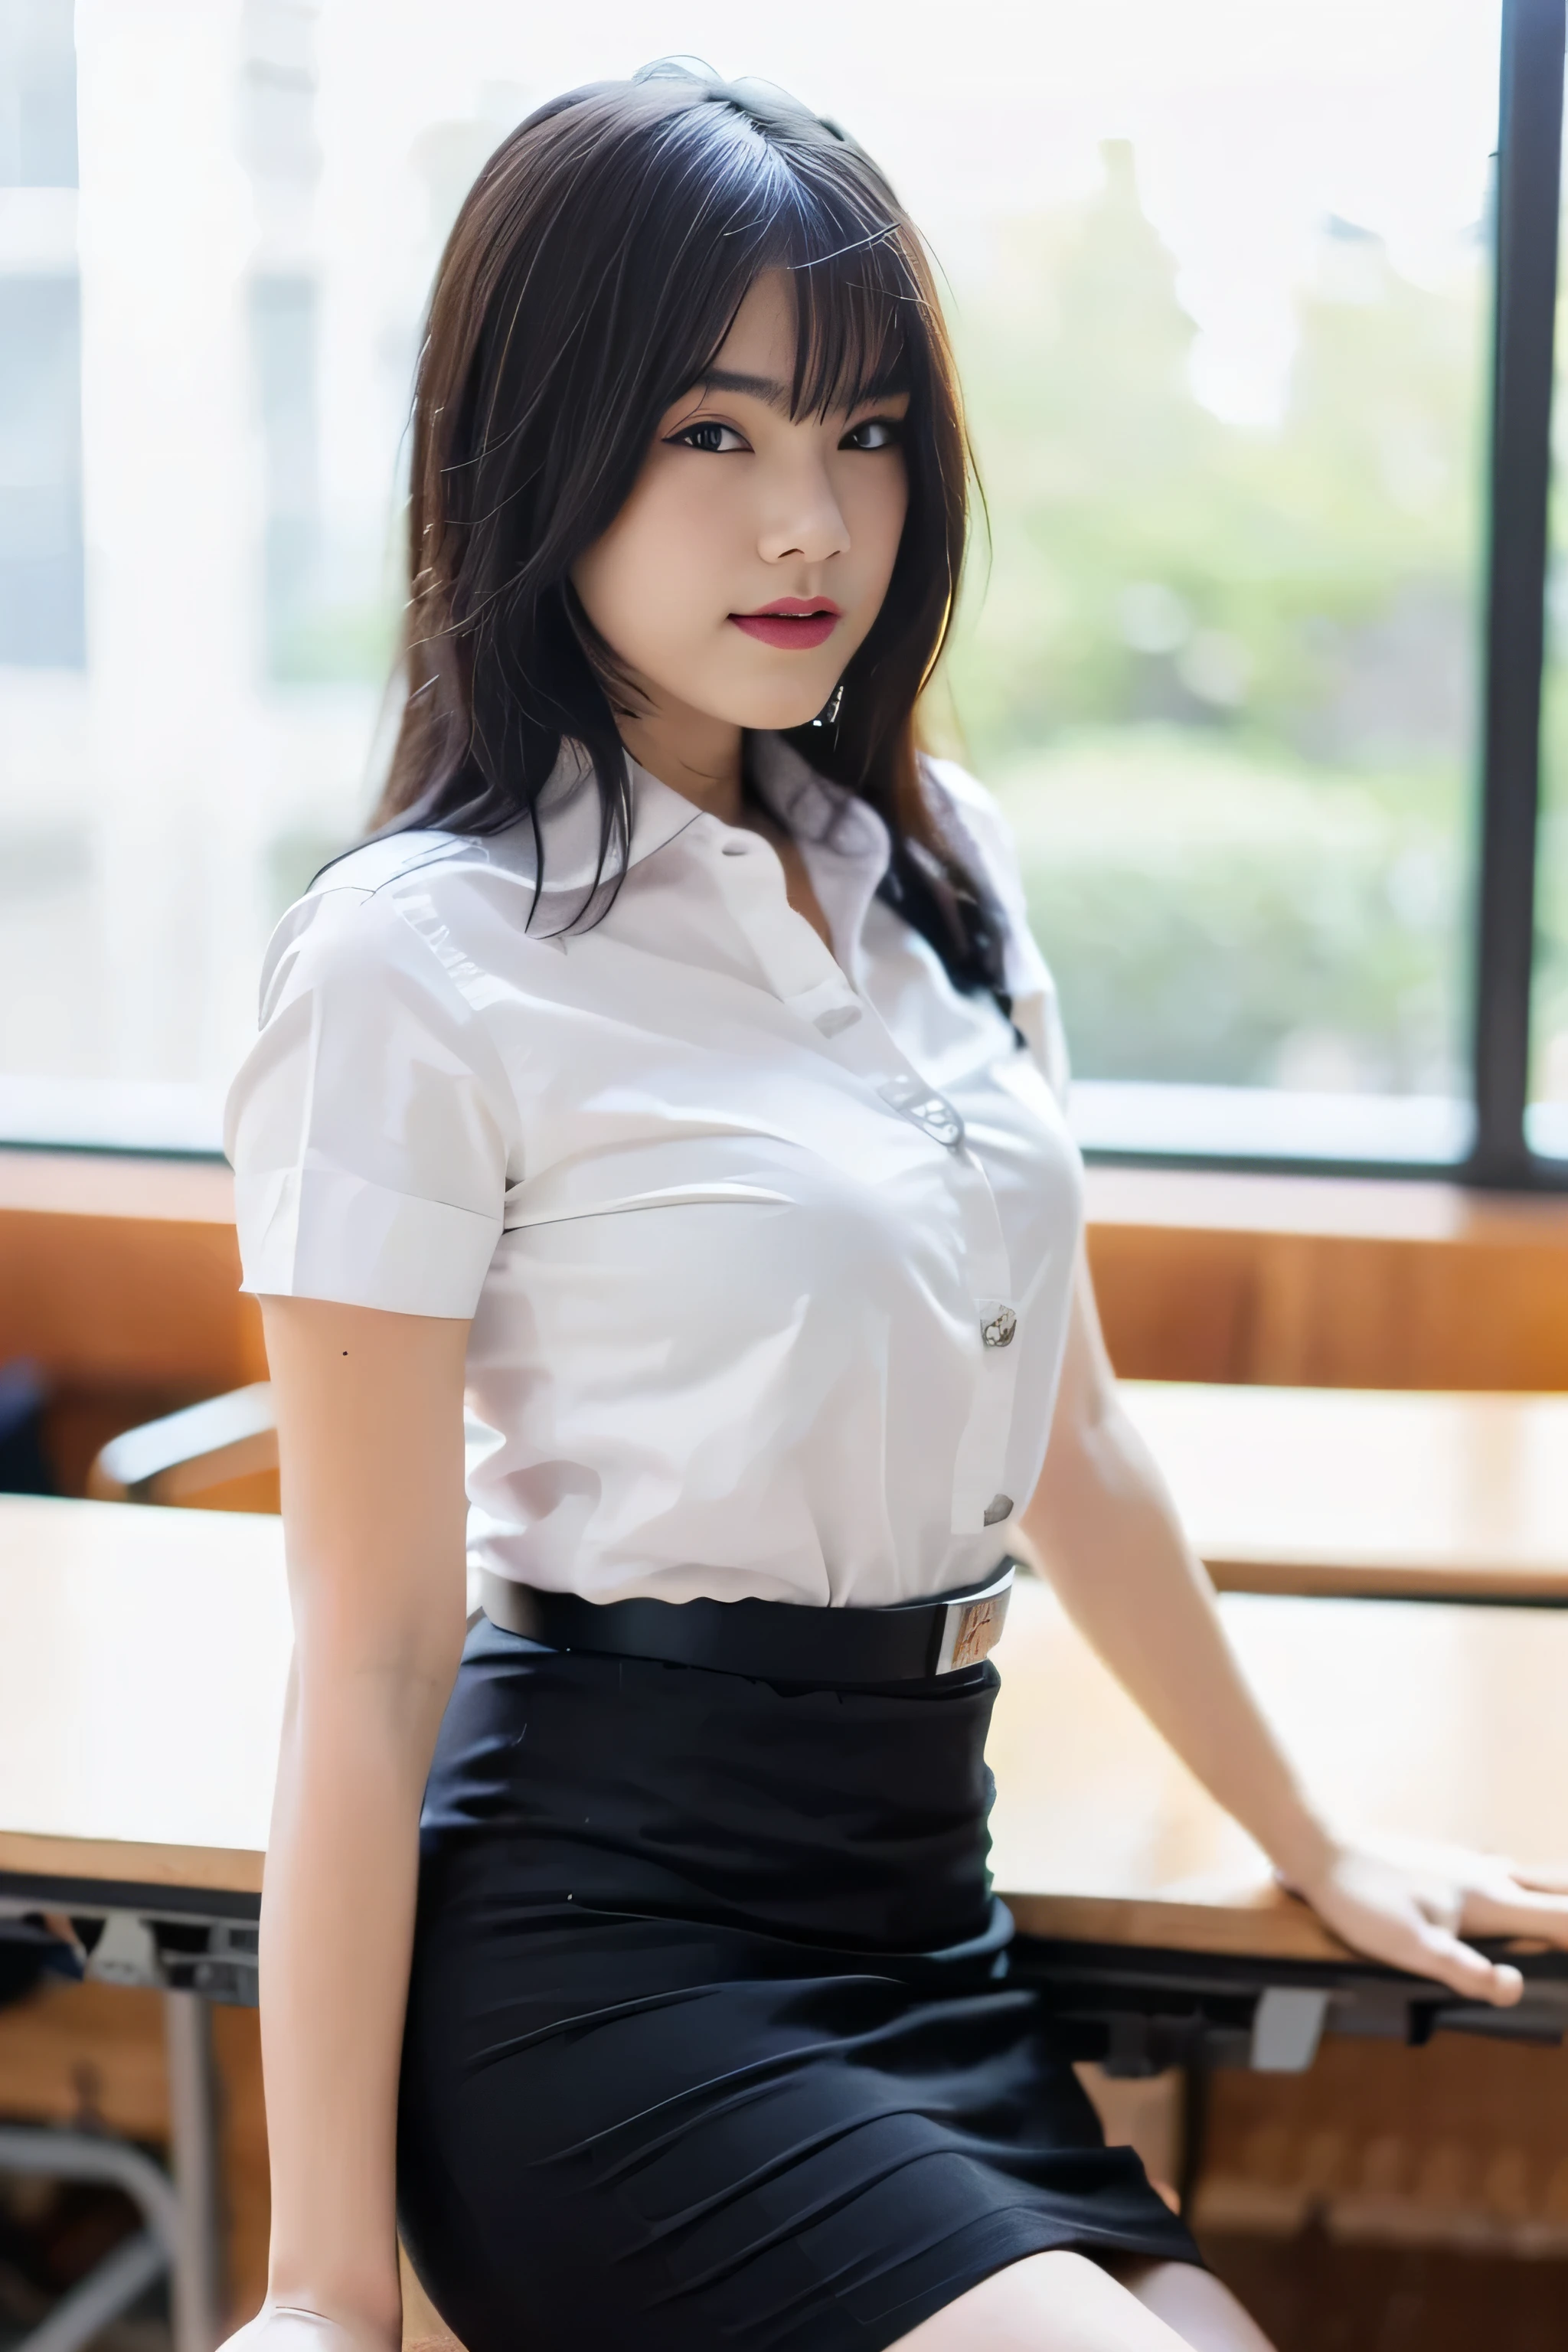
[757,460,851,566]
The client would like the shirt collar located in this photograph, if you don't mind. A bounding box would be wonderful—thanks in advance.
[514,735,892,945]
[501,741,701,899]
[749,733,892,982]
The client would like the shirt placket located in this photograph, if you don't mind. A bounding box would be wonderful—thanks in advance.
[869,1072,1021,1537]
[707,827,1021,1539]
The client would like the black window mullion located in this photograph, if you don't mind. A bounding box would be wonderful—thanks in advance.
[1469,0,1566,1185]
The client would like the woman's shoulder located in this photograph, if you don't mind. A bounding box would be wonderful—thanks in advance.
[284,822,524,932]
[917,754,1019,873]
[299,825,478,900]
[253,833,458,1021]
[916,754,1036,943]
[916,755,1070,1101]
[225,825,520,1315]
[254,824,547,1027]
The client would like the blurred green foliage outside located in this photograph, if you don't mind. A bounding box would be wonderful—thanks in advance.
[941,143,1486,1095]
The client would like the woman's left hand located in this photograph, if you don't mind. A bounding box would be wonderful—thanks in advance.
[1285,1838,1568,2005]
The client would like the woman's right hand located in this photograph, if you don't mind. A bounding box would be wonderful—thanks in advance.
[219,2301,399,2352]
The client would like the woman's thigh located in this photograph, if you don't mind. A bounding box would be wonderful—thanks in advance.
[1116,2260,1277,2352]
[889,2250,1278,2352]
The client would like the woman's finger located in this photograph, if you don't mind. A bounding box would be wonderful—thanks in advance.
[1506,1863,1568,1897]
[1413,1923,1524,2006]
[1469,1885,1568,1945]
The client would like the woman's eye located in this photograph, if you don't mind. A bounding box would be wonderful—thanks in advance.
[670,420,749,454]
[841,416,901,452]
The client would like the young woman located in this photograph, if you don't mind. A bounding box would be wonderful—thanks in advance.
[223,67,1568,2352]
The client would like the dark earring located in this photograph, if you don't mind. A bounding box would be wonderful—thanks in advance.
[811,681,844,730]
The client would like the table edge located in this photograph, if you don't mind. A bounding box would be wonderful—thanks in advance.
[1204,1557,1568,1599]
[0,1830,264,1898]
[1001,1890,1353,1961]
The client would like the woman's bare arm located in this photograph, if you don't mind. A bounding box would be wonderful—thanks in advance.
[1019,1251,1568,2004]
[247,1295,472,2347]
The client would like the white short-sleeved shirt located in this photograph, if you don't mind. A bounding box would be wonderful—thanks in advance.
[224,733,1084,1607]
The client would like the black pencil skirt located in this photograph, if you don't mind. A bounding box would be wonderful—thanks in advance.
[397,1614,1199,2352]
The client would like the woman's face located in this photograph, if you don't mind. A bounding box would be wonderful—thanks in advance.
[573,270,910,735]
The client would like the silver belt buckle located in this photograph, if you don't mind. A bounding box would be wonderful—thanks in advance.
[933,1565,1014,1674]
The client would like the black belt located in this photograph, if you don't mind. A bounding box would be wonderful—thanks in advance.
[478,1562,1018,1685]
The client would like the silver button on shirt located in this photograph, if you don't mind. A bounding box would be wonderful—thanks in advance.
[877,1075,966,1151]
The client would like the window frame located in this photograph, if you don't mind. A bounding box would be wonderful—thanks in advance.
[1469,0,1566,1189]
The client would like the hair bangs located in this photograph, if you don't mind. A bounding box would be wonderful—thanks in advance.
[783,220,916,423]
[645,101,918,430]
[752,168,921,423]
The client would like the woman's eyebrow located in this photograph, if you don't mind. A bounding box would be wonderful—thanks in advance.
[691,366,909,413]
[699,368,793,410]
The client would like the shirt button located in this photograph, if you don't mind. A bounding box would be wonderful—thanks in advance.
[878,1076,965,1150]
[917,1098,965,1148]
[981,1306,1018,1349]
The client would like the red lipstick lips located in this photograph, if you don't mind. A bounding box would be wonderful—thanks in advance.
[730,597,841,651]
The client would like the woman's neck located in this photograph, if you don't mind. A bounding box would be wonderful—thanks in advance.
[616,704,746,828]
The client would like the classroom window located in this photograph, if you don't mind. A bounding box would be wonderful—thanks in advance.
[0,0,1563,1184]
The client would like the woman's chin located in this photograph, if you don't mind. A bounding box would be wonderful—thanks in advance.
[717,684,842,735]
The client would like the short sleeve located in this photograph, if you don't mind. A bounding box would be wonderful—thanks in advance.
[922,756,1072,1106]
[223,884,518,1317]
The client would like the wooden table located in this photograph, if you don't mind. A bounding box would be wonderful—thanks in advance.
[0,1497,286,1906]
[989,1576,1568,1957]
[5,1490,1568,2341]
[1122,1381,1568,1601]
[1,1498,288,2352]
[5,1488,1563,1930]
[988,1576,1568,2067]
[5,1491,1568,2059]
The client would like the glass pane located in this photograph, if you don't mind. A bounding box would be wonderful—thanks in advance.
[0,0,1500,1155]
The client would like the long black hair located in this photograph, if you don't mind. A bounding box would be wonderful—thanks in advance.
[374,64,1008,1001]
